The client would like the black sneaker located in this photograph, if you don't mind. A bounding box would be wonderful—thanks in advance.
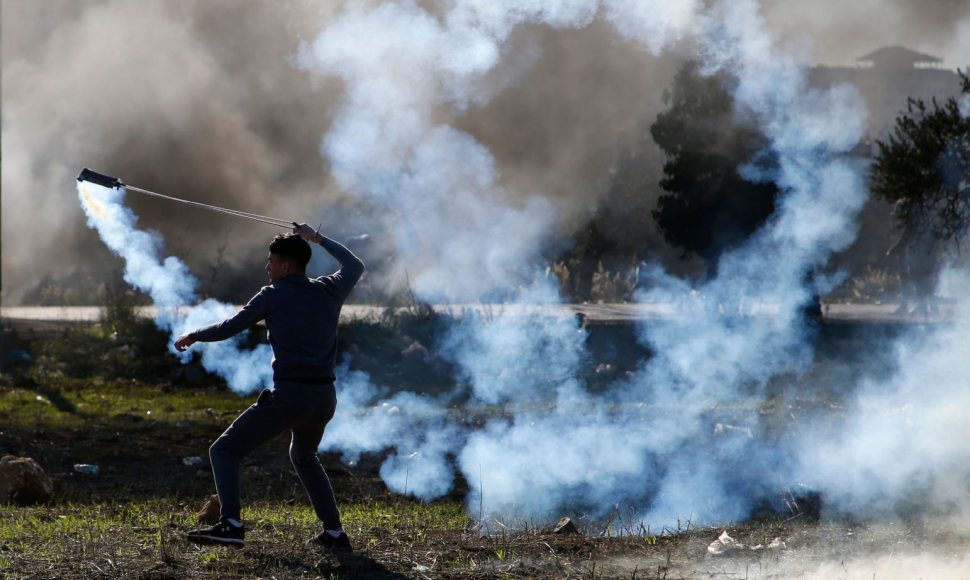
[187,517,245,547]
[307,530,353,552]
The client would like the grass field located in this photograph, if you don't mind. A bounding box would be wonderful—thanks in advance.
[0,320,692,578]
[3,316,970,578]
[0,363,706,579]
[0,375,684,578]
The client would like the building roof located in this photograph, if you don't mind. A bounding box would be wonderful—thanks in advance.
[857,45,942,69]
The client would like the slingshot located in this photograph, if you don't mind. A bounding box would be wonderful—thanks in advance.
[77,168,296,228]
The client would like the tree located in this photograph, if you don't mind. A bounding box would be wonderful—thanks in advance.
[650,61,780,280]
[555,125,663,301]
[871,70,970,250]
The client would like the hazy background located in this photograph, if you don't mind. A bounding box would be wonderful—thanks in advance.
[10,5,970,577]
[2,0,969,305]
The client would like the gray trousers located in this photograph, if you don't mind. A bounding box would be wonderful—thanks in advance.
[209,382,341,530]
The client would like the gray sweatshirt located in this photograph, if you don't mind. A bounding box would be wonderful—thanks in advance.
[189,236,365,383]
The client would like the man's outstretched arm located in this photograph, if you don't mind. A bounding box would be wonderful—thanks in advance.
[174,293,269,352]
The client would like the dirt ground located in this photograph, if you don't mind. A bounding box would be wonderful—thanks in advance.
[3,313,970,578]
[4,383,970,579]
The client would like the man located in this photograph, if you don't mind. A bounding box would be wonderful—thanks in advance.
[176,223,364,550]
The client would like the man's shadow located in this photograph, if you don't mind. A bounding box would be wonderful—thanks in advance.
[326,550,411,579]
[250,548,407,579]
[204,545,411,578]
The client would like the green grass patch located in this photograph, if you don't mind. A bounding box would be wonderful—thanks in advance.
[0,374,252,430]
[0,497,498,579]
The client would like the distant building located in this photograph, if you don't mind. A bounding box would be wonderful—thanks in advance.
[857,46,943,70]
[811,45,962,146]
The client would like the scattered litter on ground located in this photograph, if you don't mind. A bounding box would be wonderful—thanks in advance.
[707,530,787,556]
[73,464,100,475]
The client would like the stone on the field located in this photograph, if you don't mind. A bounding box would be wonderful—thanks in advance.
[0,455,54,505]
[198,493,221,524]
[553,517,579,535]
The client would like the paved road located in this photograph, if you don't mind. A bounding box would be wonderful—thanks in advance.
[0,302,956,325]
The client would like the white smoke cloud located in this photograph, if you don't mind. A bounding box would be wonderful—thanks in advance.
[603,0,703,53]
[459,409,655,521]
[439,287,586,405]
[293,0,572,302]
[290,0,874,529]
[320,363,461,500]
[70,0,970,536]
[796,269,970,521]
[603,0,872,525]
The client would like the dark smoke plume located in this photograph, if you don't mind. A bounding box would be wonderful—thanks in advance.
[2,0,682,304]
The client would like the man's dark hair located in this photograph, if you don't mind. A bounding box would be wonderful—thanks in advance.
[269,234,311,270]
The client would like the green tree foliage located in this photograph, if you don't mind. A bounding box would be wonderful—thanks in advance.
[871,70,970,249]
[650,61,779,279]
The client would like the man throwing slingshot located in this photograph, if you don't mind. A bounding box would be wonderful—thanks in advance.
[176,223,364,550]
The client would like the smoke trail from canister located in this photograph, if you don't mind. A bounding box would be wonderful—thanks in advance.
[77,182,197,311]
[77,180,273,393]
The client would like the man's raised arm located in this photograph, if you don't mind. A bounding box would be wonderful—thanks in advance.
[293,223,365,290]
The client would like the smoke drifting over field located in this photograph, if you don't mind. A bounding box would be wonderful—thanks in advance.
[30,0,970,546]
[291,0,871,528]
[797,276,970,522]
